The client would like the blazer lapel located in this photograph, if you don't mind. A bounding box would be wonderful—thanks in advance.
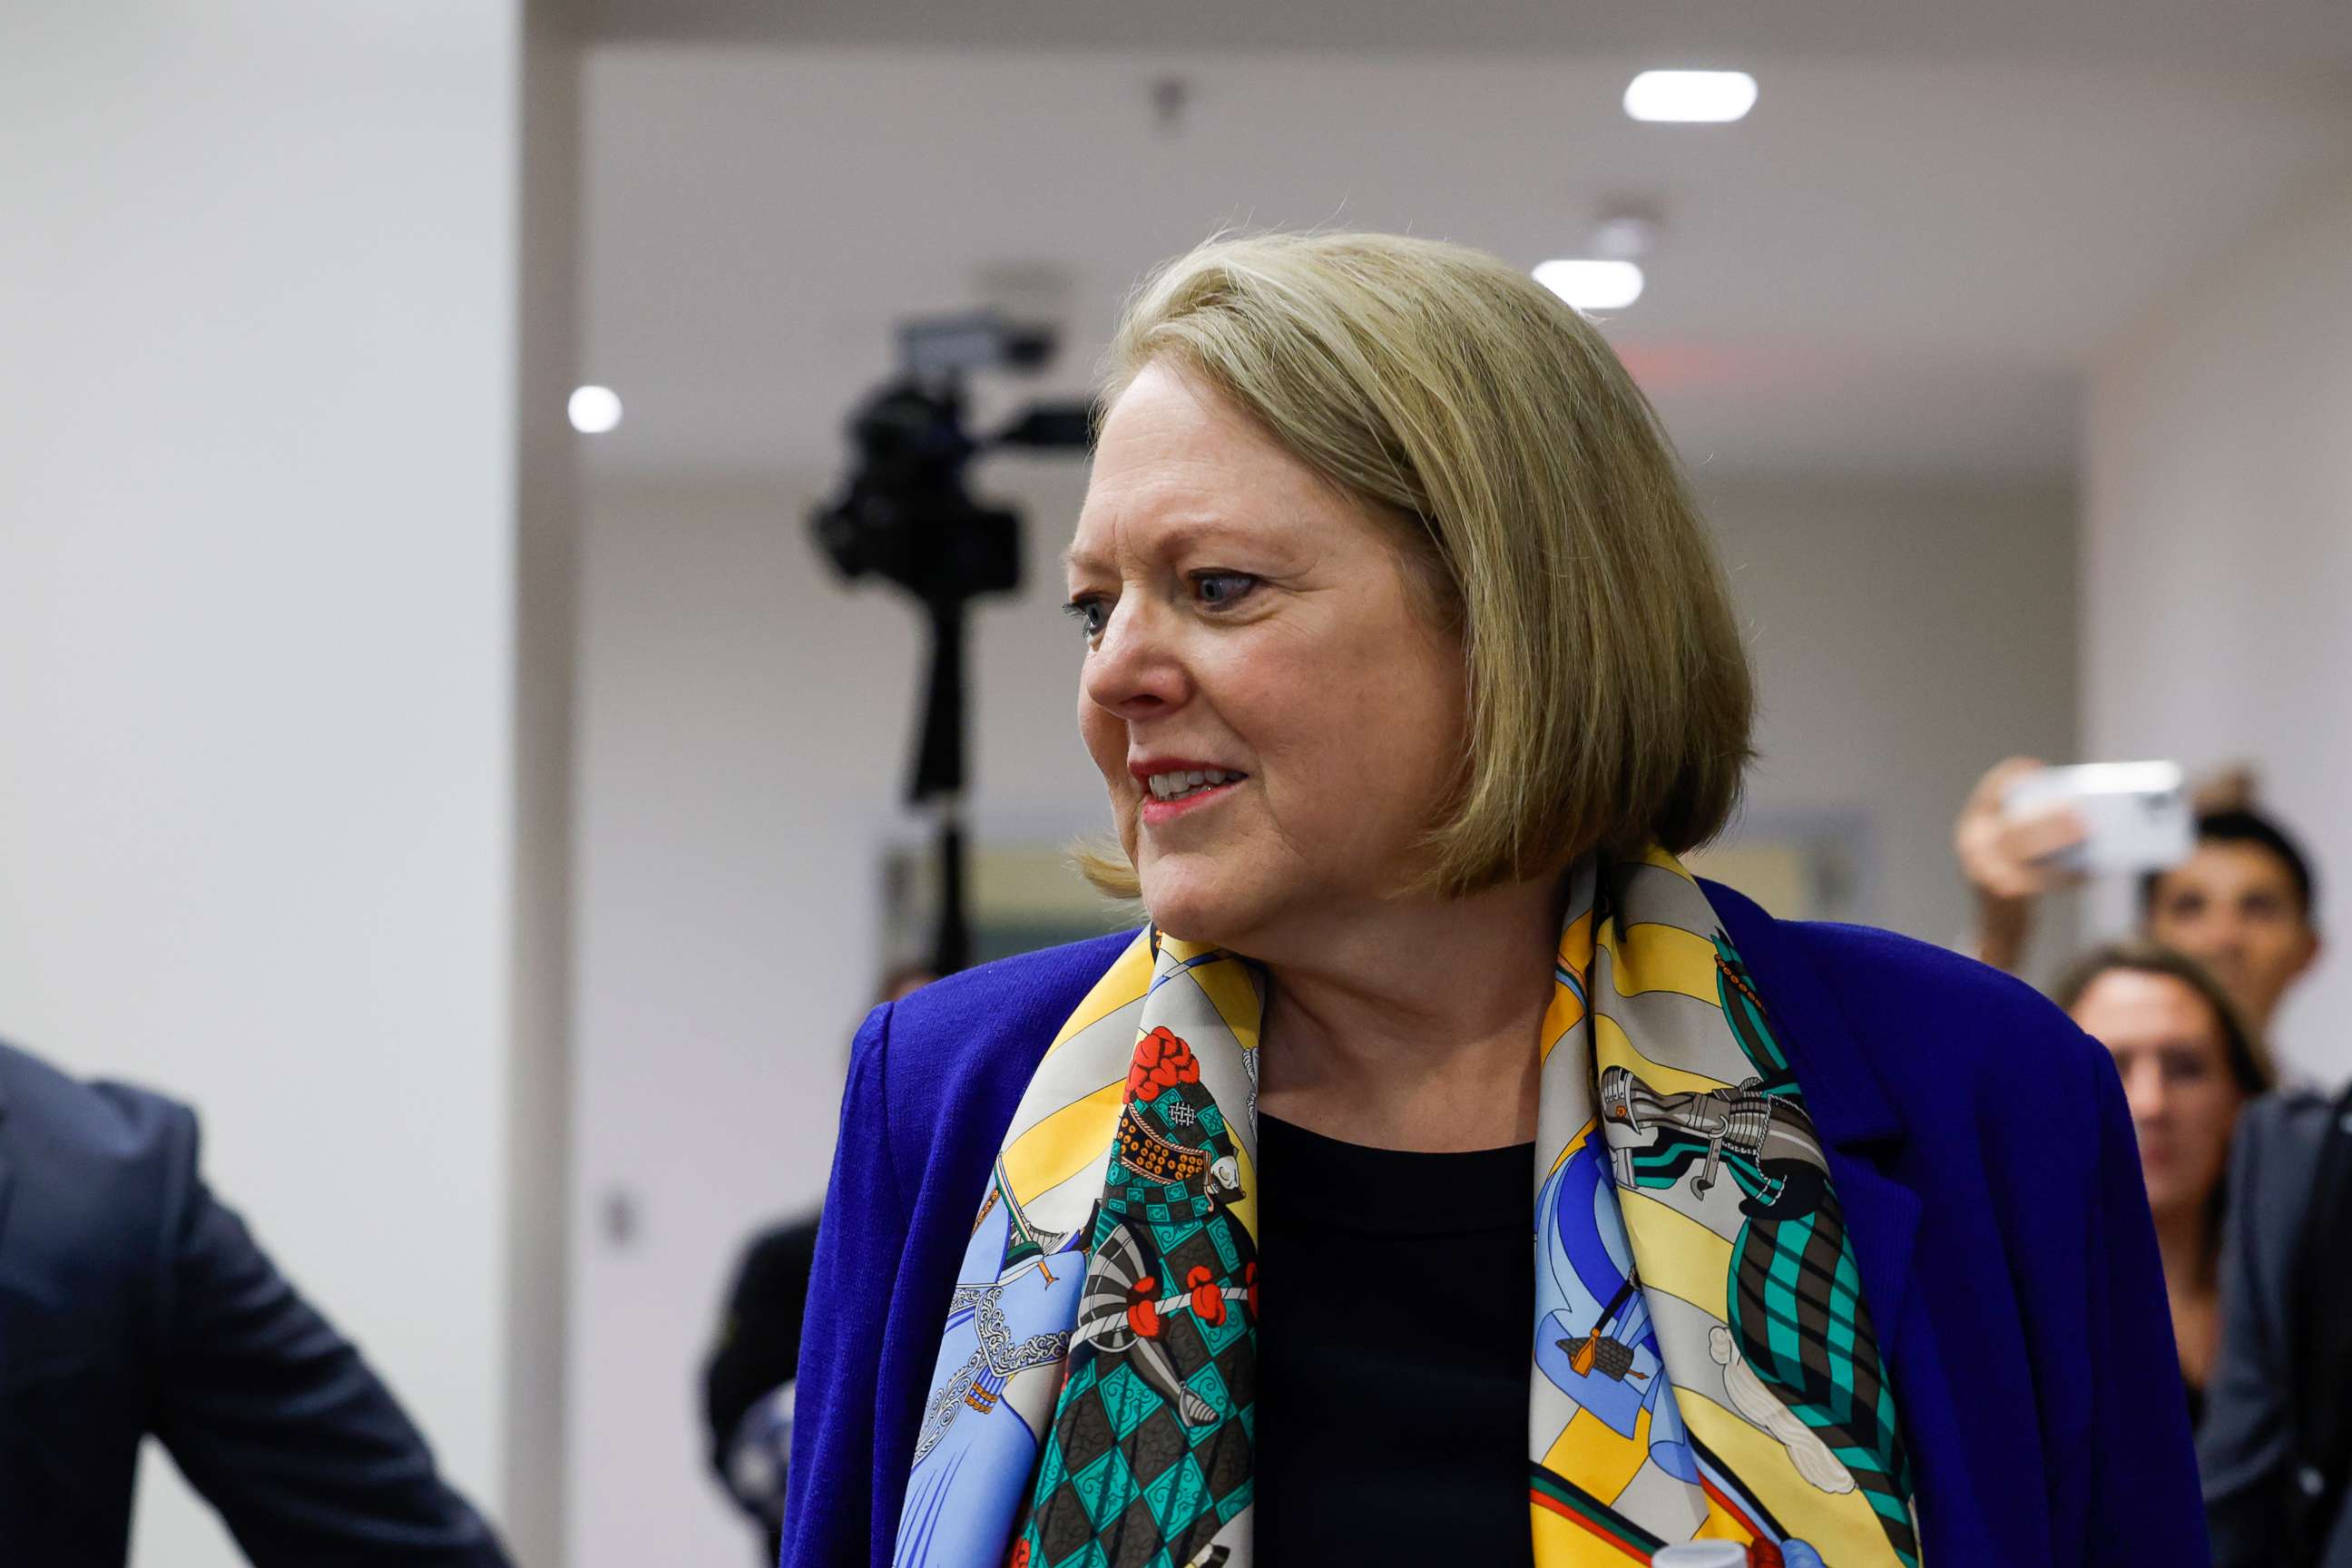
[1703,881,1922,1360]
[1702,880,2005,1563]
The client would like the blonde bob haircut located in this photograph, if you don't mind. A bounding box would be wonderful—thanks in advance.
[1079,230,1754,901]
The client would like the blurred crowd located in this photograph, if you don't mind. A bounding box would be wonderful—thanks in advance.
[1954,760,2344,1565]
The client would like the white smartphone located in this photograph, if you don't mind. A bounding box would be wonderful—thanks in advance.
[2001,760,2193,875]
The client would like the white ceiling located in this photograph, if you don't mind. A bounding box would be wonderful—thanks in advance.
[578,37,2352,486]
[587,0,2352,75]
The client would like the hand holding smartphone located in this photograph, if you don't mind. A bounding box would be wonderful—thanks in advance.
[1998,760,2193,877]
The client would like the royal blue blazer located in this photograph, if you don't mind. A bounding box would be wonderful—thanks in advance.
[783,881,2209,1567]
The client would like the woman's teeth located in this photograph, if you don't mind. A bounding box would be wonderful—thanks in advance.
[1146,769,1243,802]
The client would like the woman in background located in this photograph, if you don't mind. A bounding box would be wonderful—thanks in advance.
[2055,942,2274,1426]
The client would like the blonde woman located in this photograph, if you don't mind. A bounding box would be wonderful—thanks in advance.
[784,234,2203,1568]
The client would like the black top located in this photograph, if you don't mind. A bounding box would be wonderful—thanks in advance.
[1253,1112,1536,1566]
[704,1214,823,1563]
[0,1040,510,1568]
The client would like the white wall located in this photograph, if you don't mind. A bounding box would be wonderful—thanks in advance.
[2083,159,2352,1084]
[567,458,2077,1563]
[0,5,529,1563]
[568,459,1088,1568]
[1702,476,2082,960]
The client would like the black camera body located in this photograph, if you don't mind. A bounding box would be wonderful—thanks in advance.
[809,380,1024,604]
[810,311,1089,603]
[806,311,1090,972]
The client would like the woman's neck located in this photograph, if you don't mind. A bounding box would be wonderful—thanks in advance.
[1250,875,1566,1152]
[2151,1200,2220,1387]
[2151,1202,2214,1300]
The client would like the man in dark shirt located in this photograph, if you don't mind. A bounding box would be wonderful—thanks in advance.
[0,1038,510,1566]
[702,968,935,1562]
[704,1215,821,1564]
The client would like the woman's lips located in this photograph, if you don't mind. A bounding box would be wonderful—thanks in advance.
[1138,777,1244,826]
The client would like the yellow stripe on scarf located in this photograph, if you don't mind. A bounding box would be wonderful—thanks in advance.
[1000,1081,1128,1200]
[1592,1015,1728,1099]
[1612,1187,1735,1315]
[1595,919,1719,1004]
[1039,931,1157,1057]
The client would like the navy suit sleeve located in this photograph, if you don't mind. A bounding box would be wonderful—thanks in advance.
[2079,1051,2212,1566]
[136,1096,512,1567]
[784,1004,909,1568]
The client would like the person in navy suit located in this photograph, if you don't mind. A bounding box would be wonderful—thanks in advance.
[783,231,2206,1566]
[0,1038,511,1566]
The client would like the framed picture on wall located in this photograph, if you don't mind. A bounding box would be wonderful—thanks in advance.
[880,831,1135,976]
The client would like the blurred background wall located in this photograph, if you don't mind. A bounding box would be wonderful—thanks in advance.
[2083,163,2352,1085]
[4,5,2350,1565]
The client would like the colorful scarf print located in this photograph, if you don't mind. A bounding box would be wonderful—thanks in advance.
[893,850,1918,1568]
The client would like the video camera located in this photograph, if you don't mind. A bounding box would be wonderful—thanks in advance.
[810,312,1090,608]
[808,312,1091,972]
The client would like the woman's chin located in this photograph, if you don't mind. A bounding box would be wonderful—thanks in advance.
[1137,876,1255,949]
[1140,897,1226,946]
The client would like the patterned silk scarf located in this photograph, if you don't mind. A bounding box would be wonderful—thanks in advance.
[893,851,1919,1568]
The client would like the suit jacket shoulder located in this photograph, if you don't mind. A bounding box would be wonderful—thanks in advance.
[1775,913,2109,1093]
[2201,1087,2346,1567]
[1724,904,2128,1189]
[0,1040,510,1568]
[2220,1087,2335,1330]
[0,1039,195,1358]
[0,1043,201,1563]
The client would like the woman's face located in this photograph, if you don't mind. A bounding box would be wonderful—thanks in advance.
[1067,360,1466,953]
[2067,969,2248,1224]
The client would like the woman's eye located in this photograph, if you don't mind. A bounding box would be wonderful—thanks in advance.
[1063,595,1110,641]
[1192,572,1259,610]
[2161,1050,2213,1083]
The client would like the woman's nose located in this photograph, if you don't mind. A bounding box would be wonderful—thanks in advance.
[1081,600,1188,719]
[2124,1062,2168,1122]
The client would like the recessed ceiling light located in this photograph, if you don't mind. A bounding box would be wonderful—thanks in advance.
[1623,70,1758,123]
[1534,260,1644,312]
[568,385,622,435]
[1587,204,1665,262]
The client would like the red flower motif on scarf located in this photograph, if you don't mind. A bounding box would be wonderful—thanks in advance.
[1242,1260,1259,1324]
[1126,1027,1200,1103]
[1184,1265,1224,1328]
[1007,1542,1031,1568]
[1125,1275,1162,1338]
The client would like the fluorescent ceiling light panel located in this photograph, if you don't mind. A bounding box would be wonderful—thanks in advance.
[1533,260,1644,311]
[1623,70,1758,123]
